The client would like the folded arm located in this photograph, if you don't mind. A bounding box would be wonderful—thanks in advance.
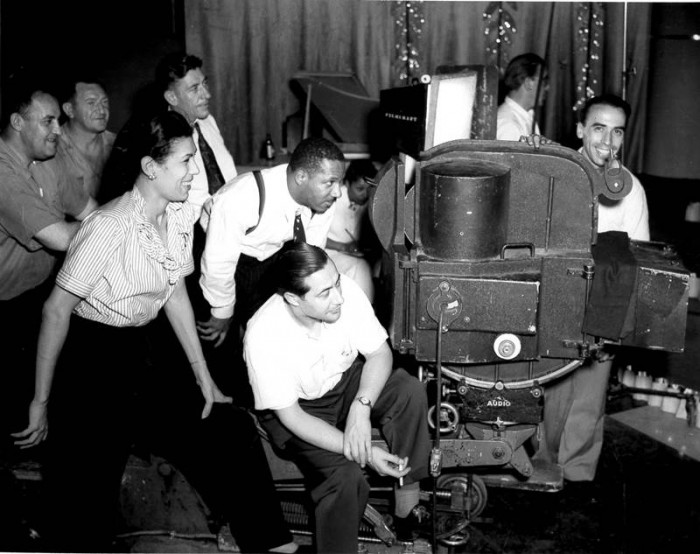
[34,221,82,251]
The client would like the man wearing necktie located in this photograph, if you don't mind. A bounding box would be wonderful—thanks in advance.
[149,53,240,326]
[101,53,237,218]
[158,53,237,225]
[198,137,345,350]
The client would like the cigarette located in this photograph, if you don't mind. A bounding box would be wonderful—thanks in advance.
[398,460,405,487]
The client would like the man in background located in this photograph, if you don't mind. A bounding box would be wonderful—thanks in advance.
[325,159,379,302]
[497,53,548,141]
[50,76,115,199]
[102,52,236,226]
[157,52,237,226]
[1,77,95,450]
[541,94,649,482]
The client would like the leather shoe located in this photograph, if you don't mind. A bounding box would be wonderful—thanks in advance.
[393,503,468,542]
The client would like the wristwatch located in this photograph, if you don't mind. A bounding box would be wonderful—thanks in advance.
[356,396,373,409]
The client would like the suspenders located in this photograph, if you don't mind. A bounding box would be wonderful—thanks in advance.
[245,170,266,235]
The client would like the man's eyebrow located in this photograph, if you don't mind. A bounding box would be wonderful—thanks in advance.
[317,275,341,295]
[317,284,333,295]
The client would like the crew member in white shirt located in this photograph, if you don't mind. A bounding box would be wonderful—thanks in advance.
[497,53,549,141]
[244,242,431,552]
[540,94,649,483]
[325,159,378,302]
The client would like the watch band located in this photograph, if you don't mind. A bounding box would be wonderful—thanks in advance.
[356,396,373,409]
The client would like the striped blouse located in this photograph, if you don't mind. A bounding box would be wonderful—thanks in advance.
[56,188,195,327]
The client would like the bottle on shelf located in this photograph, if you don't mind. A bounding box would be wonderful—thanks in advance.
[261,133,276,165]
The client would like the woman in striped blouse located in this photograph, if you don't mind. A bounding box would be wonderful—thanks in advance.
[13,111,294,553]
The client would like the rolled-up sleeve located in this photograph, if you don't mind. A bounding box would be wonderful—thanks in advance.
[0,162,64,248]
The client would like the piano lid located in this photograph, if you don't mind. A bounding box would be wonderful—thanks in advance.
[290,72,380,149]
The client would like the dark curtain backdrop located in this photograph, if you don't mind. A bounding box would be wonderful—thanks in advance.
[185,1,651,173]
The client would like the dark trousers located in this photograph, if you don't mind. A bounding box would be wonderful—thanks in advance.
[187,224,254,406]
[261,362,430,554]
[234,252,280,327]
[197,251,281,408]
[43,315,291,553]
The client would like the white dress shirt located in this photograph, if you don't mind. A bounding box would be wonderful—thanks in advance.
[497,97,540,141]
[200,163,336,319]
[190,114,237,221]
[327,185,365,244]
[596,169,650,241]
[575,147,649,241]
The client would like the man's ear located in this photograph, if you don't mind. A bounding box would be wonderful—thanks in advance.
[9,113,24,132]
[163,89,177,108]
[294,168,309,187]
[576,122,584,140]
[283,291,301,307]
[62,102,75,119]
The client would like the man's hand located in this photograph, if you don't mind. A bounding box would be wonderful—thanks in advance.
[518,134,558,149]
[368,448,410,479]
[11,399,49,449]
[592,346,615,363]
[343,402,373,467]
[197,315,231,347]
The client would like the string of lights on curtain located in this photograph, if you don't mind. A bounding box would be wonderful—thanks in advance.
[483,2,518,71]
[573,2,604,113]
[392,0,605,113]
[392,1,424,85]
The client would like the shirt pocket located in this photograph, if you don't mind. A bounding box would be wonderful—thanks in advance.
[297,356,328,399]
[324,337,357,374]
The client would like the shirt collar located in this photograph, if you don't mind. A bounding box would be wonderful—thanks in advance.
[0,137,34,176]
[281,165,312,217]
[504,96,534,119]
[130,186,185,218]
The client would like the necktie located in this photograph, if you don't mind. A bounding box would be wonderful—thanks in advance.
[293,210,306,243]
[194,122,225,195]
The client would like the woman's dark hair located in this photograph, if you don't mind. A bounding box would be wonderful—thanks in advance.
[273,242,331,297]
[139,110,193,164]
[100,108,193,203]
[118,111,193,185]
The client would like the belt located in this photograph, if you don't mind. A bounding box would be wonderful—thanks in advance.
[326,237,362,256]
